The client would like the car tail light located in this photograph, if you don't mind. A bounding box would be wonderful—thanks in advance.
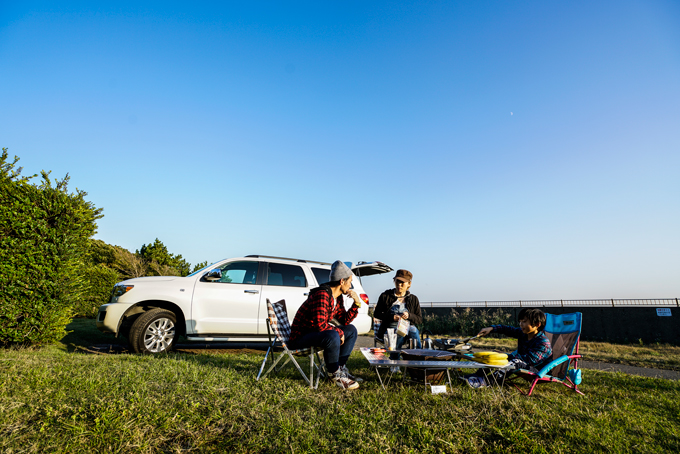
[360,294,369,305]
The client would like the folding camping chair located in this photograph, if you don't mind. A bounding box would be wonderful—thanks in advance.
[506,312,584,396]
[256,299,326,389]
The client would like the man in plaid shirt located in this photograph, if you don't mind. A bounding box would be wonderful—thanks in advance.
[288,261,365,390]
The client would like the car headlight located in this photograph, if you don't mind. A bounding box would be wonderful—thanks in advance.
[110,285,134,303]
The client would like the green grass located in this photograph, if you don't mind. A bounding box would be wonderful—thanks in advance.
[1,321,679,453]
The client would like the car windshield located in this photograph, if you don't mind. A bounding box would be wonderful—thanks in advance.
[186,261,221,277]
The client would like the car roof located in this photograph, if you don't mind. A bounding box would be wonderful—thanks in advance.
[245,255,331,266]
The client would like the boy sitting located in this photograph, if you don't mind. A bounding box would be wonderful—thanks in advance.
[464,308,552,388]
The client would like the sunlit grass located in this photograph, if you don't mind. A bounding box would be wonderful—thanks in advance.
[0,320,678,453]
[1,346,679,453]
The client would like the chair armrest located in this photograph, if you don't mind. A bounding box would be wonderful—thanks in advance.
[537,355,570,378]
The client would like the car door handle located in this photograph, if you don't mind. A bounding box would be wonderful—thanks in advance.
[244,290,259,294]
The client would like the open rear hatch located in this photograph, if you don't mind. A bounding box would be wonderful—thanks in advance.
[350,261,393,277]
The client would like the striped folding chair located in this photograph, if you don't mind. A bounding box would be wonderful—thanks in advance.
[256,299,326,389]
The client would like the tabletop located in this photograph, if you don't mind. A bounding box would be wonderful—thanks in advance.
[360,348,511,370]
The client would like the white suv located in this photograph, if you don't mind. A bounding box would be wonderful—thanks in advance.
[96,255,392,354]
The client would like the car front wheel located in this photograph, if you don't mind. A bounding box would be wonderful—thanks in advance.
[129,308,177,354]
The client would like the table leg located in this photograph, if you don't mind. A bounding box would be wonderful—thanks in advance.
[373,367,387,390]
[481,369,507,397]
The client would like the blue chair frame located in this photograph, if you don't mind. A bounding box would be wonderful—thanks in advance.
[506,312,584,396]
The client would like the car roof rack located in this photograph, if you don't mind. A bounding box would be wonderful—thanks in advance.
[245,255,332,266]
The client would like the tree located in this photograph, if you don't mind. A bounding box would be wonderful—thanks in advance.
[0,149,102,345]
[192,261,209,273]
[136,238,191,277]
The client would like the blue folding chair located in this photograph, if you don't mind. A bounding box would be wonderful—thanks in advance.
[506,312,584,396]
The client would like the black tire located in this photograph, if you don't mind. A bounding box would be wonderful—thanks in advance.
[129,308,177,354]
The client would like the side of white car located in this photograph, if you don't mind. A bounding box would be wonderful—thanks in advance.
[96,255,392,354]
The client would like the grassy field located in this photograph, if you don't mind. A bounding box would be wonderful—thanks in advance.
[1,320,679,453]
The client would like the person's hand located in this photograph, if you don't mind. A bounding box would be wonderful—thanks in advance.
[340,333,345,345]
[348,290,363,307]
[401,311,409,320]
[393,314,401,321]
[477,327,493,337]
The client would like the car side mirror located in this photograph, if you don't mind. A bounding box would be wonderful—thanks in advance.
[204,268,222,282]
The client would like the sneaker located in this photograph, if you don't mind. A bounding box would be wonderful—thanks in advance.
[389,366,401,374]
[331,370,359,390]
[340,365,364,383]
[465,376,487,389]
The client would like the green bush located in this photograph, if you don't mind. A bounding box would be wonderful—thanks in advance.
[74,264,119,318]
[73,239,208,318]
[0,149,102,345]
[422,307,513,336]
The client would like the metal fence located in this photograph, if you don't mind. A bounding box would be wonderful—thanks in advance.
[405,298,680,308]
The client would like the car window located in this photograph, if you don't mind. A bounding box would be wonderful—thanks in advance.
[217,261,259,284]
[311,267,354,289]
[267,263,307,287]
[312,267,330,285]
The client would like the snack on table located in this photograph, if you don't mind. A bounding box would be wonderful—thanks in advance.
[473,351,509,366]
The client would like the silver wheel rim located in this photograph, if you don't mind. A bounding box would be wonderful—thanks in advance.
[143,317,175,353]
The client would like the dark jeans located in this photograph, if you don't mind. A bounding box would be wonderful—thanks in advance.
[288,324,357,373]
[396,325,422,349]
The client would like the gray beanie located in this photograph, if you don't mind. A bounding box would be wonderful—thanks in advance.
[330,260,352,282]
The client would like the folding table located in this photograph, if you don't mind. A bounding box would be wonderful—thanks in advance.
[360,347,512,390]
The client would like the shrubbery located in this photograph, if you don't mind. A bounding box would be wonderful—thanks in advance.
[1,149,210,339]
[421,307,513,336]
[76,264,120,318]
[0,149,102,346]
[70,238,209,318]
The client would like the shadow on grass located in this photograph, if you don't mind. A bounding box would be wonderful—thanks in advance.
[61,317,270,356]
[61,318,128,353]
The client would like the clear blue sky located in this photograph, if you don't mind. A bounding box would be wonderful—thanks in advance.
[2,1,679,302]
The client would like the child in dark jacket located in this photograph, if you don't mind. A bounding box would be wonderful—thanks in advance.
[464,308,552,388]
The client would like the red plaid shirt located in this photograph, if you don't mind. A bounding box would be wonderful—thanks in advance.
[289,286,359,343]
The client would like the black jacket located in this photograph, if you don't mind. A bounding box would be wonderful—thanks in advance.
[373,289,422,339]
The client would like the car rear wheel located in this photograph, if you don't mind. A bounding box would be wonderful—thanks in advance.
[129,308,177,354]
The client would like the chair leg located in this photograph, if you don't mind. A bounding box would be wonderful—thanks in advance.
[286,353,312,386]
[314,351,326,389]
[526,378,539,396]
[260,351,291,381]
[309,349,315,389]
[256,346,272,381]
[277,355,293,372]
